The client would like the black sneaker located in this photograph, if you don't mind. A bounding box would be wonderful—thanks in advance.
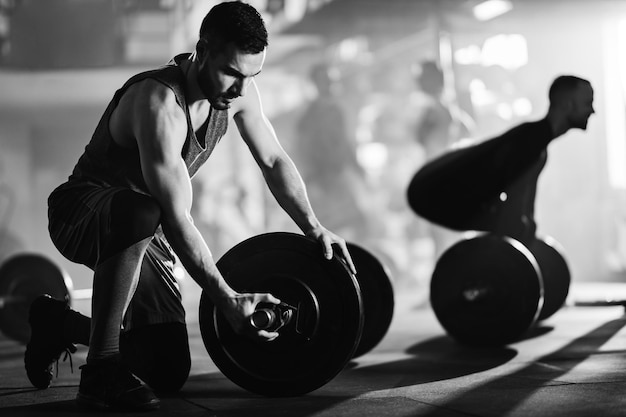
[24,294,77,389]
[76,355,160,411]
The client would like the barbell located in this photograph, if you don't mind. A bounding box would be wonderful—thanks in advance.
[0,233,395,397]
[199,232,395,397]
[0,253,91,344]
[429,232,570,347]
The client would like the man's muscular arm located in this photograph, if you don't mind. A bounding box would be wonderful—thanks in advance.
[127,80,279,337]
[232,81,356,273]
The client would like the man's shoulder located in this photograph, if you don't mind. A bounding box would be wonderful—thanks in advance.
[121,61,183,97]
[119,77,179,111]
[112,77,185,137]
[497,118,548,138]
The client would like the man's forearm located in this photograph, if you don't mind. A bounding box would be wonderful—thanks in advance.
[161,217,237,307]
[263,156,322,234]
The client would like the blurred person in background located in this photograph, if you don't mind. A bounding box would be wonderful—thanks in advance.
[411,60,475,260]
[412,60,474,161]
[294,62,379,243]
[25,1,355,411]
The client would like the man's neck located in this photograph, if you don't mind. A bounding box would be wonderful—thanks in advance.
[545,111,570,139]
[179,58,208,106]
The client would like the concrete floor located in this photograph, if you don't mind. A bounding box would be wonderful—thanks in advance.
[1,282,626,417]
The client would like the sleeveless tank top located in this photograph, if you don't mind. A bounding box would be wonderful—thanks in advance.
[68,54,228,194]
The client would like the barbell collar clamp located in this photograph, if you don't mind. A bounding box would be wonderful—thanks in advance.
[250,302,296,333]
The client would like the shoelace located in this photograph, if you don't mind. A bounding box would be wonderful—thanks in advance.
[54,344,77,378]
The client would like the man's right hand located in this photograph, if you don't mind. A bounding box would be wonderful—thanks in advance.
[219,292,282,341]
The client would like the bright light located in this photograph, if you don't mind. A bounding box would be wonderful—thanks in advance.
[473,0,513,21]
[496,102,513,120]
[357,142,388,171]
[603,18,626,189]
[454,34,527,70]
[512,97,532,117]
[468,78,496,107]
[284,0,308,22]
[337,37,369,62]
[454,44,482,66]
[482,34,527,70]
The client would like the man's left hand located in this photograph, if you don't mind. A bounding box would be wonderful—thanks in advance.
[305,227,357,275]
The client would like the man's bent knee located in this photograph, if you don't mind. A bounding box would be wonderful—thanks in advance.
[112,191,161,241]
[102,191,162,260]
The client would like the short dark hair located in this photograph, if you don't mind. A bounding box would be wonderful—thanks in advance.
[549,75,589,102]
[199,1,268,55]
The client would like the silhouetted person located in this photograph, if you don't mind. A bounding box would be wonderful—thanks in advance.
[408,75,595,244]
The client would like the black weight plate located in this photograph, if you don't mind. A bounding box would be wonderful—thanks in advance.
[529,236,571,321]
[430,234,544,347]
[199,232,364,397]
[0,253,71,344]
[348,243,394,358]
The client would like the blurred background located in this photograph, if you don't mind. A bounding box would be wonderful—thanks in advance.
[1,0,626,316]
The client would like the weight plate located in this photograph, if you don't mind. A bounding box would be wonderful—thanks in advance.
[529,236,571,321]
[0,253,71,344]
[199,232,364,397]
[348,243,394,358]
[430,234,544,346]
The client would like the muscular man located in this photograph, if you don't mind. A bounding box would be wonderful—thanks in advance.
[407,75,594,244]
[25,2,355,411]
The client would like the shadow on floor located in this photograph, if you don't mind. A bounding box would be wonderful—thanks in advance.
[417,316,626,416]
[179,316,626,416]
[175,334,517,416]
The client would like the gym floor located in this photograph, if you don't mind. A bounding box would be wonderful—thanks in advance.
[1,281,626,417]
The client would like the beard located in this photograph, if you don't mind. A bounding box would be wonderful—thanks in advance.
[211,94,238,110]
[211,97,231,110]
[196,72,225,109]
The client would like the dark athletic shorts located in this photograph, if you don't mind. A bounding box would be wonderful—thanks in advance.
[48,181,186,331]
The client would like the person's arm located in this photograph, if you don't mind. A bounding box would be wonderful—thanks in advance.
[128,80,279,338]
[232,80,356,273]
